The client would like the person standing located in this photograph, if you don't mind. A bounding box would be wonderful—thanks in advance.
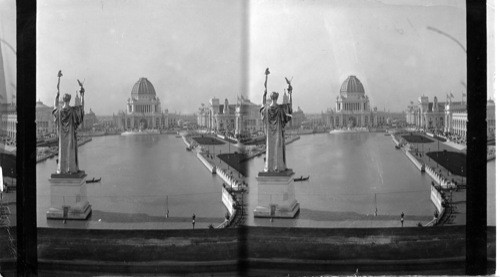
[401,212,405,227]
[192,213,196,229]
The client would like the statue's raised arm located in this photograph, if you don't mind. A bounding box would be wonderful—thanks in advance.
[285,77,293,110]
[55,70,63,107]
[77,79,85,109]
[263,68,270,105]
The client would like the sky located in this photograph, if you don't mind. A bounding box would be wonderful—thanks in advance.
[248,0,468,113]
[37,0,246,115]
[0,0,16,104]
[36,0,492,115]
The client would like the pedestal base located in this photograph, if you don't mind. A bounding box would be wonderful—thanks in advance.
[46,171,92,220]
[46,201,92,220]
[253,170,300,218]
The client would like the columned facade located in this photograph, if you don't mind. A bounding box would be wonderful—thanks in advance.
[451,112,467,138]
[406,95,446,132]
[327,75,385,129]
[197,96,262,138]
[119,78,166,130]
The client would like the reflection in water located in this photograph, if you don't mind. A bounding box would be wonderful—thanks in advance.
[37,135,227,229]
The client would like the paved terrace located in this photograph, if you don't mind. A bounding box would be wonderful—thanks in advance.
[0,226,495,275]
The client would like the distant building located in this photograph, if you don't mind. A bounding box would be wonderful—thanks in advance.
[406,95,447,132]
[117,78,168,130]
[0,102,16,141]
[197,96,262,138]
[0,103,16,141]
[83,109,98,131]
[208,98,236,135]
[302,112,327,129]
[96,114,119,129]
[385,112,406,126]
[487,99,495,138]
[35,100,55,138]
[444,97,467,135]
[326,75,385,128]
[235,96,262,138]
[290,106,306,128]
[176,113,197,129]
[450,112,467,138]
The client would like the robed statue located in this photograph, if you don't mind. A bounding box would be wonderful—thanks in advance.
[53,70,85,174]
[260,68,293,172]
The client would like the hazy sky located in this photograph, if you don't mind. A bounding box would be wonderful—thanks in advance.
[248,0,468,113]
[37,0,491,115]
[0,0,16,104]
[37,0,245,115]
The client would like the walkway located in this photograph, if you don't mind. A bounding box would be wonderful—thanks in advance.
[443,140,467,152]
[395,132,467,226]
[403,134,466,187]
[440,190,466,226]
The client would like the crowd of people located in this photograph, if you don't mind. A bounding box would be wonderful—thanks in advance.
[0,135,15,147]
[487,145,495,159]
[444,133,466,145]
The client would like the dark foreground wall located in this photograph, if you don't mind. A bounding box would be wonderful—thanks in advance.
[0,226,496,275]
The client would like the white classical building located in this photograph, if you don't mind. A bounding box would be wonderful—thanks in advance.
[235,96,263,138]
[444,98,495,139]
[327,75,385,128]
[406,95,447,132]
[450,112,467,138]
[198,96,262,138]
[118,78,168,130]
[444,98,467,135]
[0,103,16,141]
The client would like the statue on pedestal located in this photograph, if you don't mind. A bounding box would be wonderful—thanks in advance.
[260,68,293,173]
[52,71,85,175]
[47,71,92,220]
[254,68,300,218]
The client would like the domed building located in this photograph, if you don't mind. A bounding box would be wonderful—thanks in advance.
[118,78,168,130]
[327,75,385,128]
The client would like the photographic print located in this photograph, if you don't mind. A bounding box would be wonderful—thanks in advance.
[0,0,17,271]
[0,0,494,275]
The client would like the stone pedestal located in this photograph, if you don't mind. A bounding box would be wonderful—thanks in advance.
[46,171,92,220]
[253,169,300,218]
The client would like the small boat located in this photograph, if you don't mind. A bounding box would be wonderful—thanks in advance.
[395,145,401,149]
[186,147,192,151]
[86,177,101,183]
[293,175,310,182]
